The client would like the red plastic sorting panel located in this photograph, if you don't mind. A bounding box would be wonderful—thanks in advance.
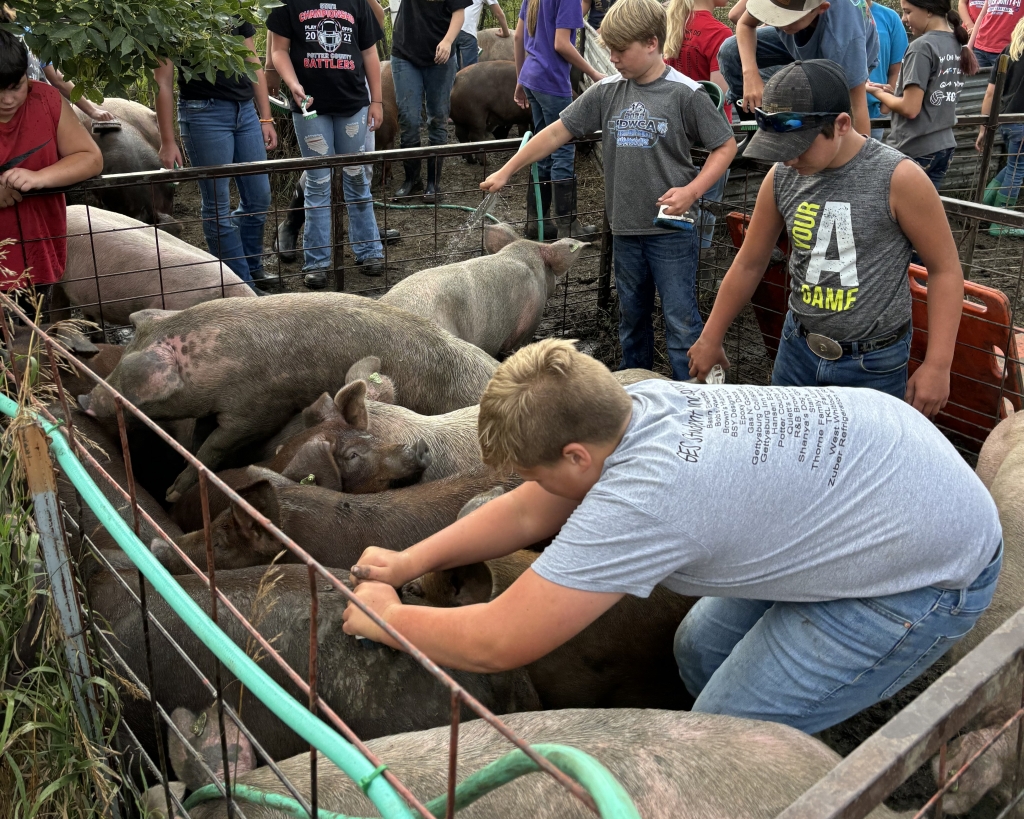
[725,212,1023,452]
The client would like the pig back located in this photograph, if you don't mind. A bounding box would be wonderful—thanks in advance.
[186,709,905,819]
[89,566,537,765]
[476,28,515,62]
[62,206,254,326]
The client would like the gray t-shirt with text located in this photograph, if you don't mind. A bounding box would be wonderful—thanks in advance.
[890,30,963,157]
[774,138,913,341]
[560,67,734,236]
[533,380,1000,602]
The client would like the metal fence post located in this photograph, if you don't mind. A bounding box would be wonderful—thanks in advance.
[16,422,122,819]
[963,54,1008,279]
[597,213,613,311]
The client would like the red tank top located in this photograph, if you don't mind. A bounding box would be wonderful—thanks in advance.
[0,81,66,290]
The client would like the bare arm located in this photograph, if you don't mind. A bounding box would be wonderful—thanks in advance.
[245,36,277,150]
[977,82,996,150]
[41,65,113,120]
[350,480,583,587]
[343,570,623,672]
[153,60,183,169]
[729,0,750,24]
[271,36,306,107]
[435,9,465,64]
[363,44,384,130]
[850,82,871,135]
[0,96,103,194]
[866,84,925,119]
[736,12,763,112]
[481,120,575,190]
[488,0,511,36]
[688,165,786,379]
[582,0,592,16]
[959,0,975,33]
[264,31,281,94]
[891,160,964,418]
[554,27,604,82]
[969,0,988,47]
[710,69,728,97]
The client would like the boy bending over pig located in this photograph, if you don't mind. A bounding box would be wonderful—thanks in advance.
[344,339,1002,734]
[480,0,736,381]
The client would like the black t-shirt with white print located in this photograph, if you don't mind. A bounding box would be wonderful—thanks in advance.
[391,0,472,67]
[268,0,383,117]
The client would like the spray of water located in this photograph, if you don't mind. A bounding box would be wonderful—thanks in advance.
[434,191,508,265]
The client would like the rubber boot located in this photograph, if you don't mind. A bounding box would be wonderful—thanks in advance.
[989,191,1024,237]
[393,159,423,200]
[423,156,443,203]
[983,176,1002,207]
[553,177,599,240]
[526,177,558,241]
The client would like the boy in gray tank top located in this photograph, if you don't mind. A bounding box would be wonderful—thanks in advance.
[689,60,965,420]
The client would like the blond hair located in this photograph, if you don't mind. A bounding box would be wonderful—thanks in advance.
[1011,18,1024,62]
[664,0,695,59]
[599,0,667,53]
[526,0,540,37]
[478,339,633,471]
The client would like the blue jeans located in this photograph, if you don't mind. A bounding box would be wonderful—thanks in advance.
[674,545,1002,733]
[291,109,383,270]
[771,311,911,399]
[178,98,271,283]
[996,124,1024,200]
[392,54,458,153]
[912,146,955,191]
[614,231,703,380]
[524,88,575,182]
[719,29,793,106]
[975,47,1002,69]
[455,30,479,69]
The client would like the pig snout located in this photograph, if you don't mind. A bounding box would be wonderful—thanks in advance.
[77,393,94,416]
[414,439,432,471]
[388,439,431,488]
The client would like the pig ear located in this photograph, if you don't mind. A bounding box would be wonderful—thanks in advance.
[450,563,496,605]
[483,222,519,254]
[345,356,383,384]
[334,381,369,430]
[168,706,210,791]
[118,349,183,404]
[457,486,505,519]
[231,479,282,545]
[128,308,179,331]
[540,239,589,277]
[302,392,340,427]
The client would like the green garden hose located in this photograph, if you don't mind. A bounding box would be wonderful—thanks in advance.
[183,743,642,819]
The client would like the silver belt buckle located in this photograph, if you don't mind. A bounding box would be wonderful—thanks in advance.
[806,333,843,361]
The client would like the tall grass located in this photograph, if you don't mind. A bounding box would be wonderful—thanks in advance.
[1,281,123,818]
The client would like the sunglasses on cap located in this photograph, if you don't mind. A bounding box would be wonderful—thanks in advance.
[754,108,840,133]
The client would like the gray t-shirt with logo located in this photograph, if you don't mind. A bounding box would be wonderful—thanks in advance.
[890,30,963,158]
[533,380,1000,602]
[773,138,913,341]
[560,67,734,236]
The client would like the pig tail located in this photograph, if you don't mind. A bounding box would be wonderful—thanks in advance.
[947,9,979,74]
[527,0,541,37]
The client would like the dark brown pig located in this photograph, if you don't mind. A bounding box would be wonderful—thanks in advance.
[411,550,697,709]
[173,393,433,532]
[180,709,906,819]
[477,28,515,62]
[155,466,518,573]
[88,565,538,771]
[380,223,588,356]
[262,382,482,481]
[63,206,255,328]
[77,293,498,501]
[450,61,532,163]
[2,326,123,398]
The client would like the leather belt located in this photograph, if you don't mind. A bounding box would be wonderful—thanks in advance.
[796,319,912,362]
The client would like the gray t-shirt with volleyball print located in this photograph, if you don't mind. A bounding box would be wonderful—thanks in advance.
[532,380,1000,602]
[559,66,734,236]
[773,138,913,342]
[890,30,963,158]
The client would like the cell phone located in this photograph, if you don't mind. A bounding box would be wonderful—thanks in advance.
[653,204,696,231]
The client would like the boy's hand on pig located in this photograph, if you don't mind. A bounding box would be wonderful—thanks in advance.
[657,185,698,217]
[1,168,45,193]
[342,581,402,646]
[688,335,731,382]
[481,171,511,193]
[351,546,416,588]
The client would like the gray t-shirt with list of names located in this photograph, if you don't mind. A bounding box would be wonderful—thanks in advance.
[889,30,964,158]
[532,380,1000,602]
[559,67,734,236]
